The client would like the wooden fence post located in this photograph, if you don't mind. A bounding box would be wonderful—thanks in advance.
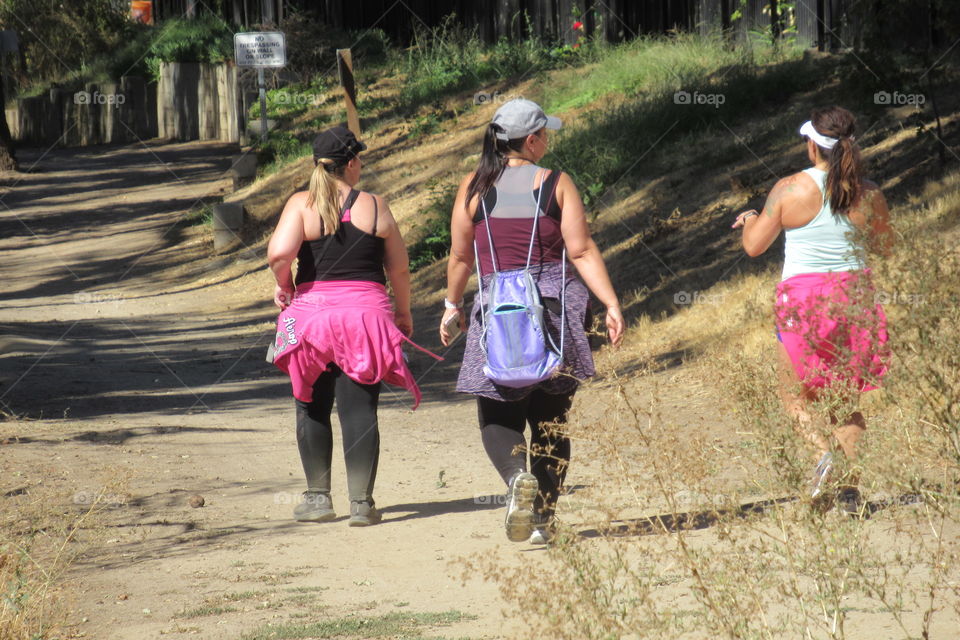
[336,49,360,137]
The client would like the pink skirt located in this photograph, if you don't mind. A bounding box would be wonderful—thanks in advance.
[775,270,888,392]
[272,281,440,408]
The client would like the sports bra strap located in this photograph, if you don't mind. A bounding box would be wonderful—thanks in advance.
[341,189,360,217]
[371,193,378,235]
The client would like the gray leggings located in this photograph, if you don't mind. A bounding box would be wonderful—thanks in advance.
[295,365,381,502]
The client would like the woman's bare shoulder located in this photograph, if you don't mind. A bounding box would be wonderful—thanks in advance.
[780,170,819,192]
[350,190,395,236]
[287,189,311,209]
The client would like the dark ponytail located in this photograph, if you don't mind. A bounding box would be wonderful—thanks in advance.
[466,123,526,208]
[811,106,863,215]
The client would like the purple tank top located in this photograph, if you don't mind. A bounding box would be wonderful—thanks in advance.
[473,165,563,274]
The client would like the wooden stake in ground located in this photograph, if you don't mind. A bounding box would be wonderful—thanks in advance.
[336,48,361,137]
[0,30,17,171]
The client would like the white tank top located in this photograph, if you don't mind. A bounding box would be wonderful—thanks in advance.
[781,167,864,281]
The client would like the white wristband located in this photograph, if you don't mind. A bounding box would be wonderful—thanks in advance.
[443,298,463,310]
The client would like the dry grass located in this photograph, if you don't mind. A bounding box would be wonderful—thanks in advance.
[467,151,960,638]
[0,475,123,640]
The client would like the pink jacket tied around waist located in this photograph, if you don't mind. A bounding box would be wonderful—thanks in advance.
[272,281,441,408]
[775,270,888,392]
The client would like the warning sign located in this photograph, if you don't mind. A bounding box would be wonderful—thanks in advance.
[234,32,286,68]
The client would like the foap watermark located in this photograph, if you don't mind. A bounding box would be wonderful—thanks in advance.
[473,90,521,106]
[874,290,927,306]
[474,493,508,506]
[74,291,124,305]
[874,90,925,107]
[273,491,331,506]
[673,90,725,109]
[674,290,725,306]
[673,490,728,509]
[74,90,126,106]
[72,489,128,506]
[273,90,319,106]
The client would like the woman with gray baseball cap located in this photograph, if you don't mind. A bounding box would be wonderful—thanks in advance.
[440,98,624,544]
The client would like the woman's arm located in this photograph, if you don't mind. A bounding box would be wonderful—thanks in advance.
[377,194,413,337]
[556,172,624,347]
[733,176,791,256]
[267,192,307,309]
[440,174,476,346]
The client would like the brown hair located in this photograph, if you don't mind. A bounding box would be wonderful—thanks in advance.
[810,106,863,215]
[465,123,529,209]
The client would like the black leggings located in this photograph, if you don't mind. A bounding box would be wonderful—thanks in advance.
[478,389,574,519]
[295,365,381,503]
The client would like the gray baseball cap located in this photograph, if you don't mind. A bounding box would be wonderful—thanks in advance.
[491,99,562,141]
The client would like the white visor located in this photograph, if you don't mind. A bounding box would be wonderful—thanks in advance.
[799,120,838,150]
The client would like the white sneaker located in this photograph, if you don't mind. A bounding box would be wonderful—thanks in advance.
[528,517,554,545]
[810,452,834,499]
[504,471,538,542]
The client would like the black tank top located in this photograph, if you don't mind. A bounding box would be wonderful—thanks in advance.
[294,189,387,286]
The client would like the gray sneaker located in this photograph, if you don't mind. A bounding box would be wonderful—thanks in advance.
[348,500,382,527]
[504,471,538,542]
[810,452,834,499]
[528,515,555,545]
[293,491,336,522]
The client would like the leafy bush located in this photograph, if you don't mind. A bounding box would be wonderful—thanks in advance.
[397,15,561,109]
[246,78,331,122]
[143,16,234,82]
[407,182,458,271]
[0,0,134,88]
[545,34,811,207]
[256,131,312,175]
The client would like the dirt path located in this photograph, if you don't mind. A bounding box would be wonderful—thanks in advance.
[0,141,548,640]
[3,132,954,639]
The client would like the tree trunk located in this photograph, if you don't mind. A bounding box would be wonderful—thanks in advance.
[0,76,18,172]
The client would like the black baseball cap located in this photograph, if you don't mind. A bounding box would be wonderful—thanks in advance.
[312,126,366,164]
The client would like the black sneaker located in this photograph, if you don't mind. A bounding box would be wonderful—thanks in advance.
[348,500,382,527]
[836,486,865,518]
[293,491,336,522]
[504,471,538,542]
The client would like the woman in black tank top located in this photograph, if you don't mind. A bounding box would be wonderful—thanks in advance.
[266,126,424,527]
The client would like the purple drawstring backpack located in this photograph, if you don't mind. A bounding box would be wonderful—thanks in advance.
[474,172,566,388]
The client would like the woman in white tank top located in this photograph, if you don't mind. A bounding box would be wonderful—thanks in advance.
[732,106,894,512]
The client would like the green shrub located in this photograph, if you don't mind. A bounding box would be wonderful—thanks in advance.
[257,131,312,174]
[545,34,811,207]
[144,15,234,82]
[0,0,131,86]
[397,15,562,109]
[407,182,458,271]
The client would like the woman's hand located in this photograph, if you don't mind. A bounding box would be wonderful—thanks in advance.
[605,305,625,348]
[731,209,759,229]
[395,308,413,338]
[439,307,466,347]
[274,284,294,310]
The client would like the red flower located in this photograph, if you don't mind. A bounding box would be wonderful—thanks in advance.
[573,21,583,31]
[573,42,581,49]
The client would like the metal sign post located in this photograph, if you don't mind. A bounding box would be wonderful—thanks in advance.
[257,67,267,141]
[233,32,286,143]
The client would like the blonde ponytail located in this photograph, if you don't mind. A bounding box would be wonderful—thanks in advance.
[306,158,343,235]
